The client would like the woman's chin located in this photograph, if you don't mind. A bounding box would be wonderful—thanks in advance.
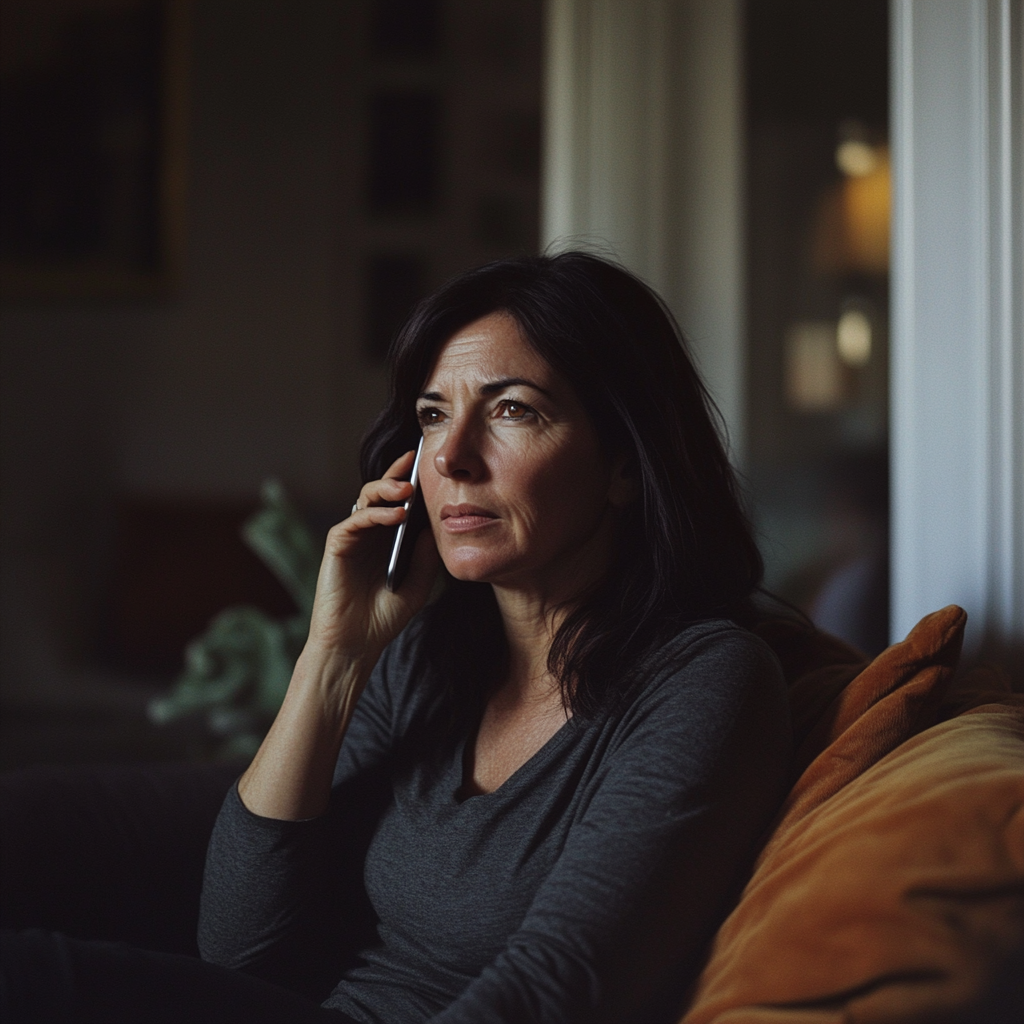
[442,561,501,585]
[439,547,515,585]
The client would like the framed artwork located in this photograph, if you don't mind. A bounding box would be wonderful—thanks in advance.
[364,252,426,360]
[0,0,189,301]
[367,90,439,217]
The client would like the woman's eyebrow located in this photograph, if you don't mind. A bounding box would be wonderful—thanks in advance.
[417,377,552,402]
[479,377,552,397]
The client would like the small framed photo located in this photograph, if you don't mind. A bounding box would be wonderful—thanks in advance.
[0,0,189,301]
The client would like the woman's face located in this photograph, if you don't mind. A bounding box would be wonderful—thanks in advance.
[416,312,629,597]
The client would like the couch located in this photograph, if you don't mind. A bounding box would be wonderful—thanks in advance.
[2,605,1022,1022]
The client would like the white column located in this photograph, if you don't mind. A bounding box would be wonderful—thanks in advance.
[542,0,746,461]
[891,0,1023,650]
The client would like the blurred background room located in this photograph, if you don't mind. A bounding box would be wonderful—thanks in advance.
[1,0,1019,769]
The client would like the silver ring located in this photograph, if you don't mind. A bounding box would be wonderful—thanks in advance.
[351,503,360,515]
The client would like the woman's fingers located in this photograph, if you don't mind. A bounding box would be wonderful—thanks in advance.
[382,449,416,480]
[352,479,411,514]
[339,504,405,535]
[352,451,417,514]
[323,508,402,564]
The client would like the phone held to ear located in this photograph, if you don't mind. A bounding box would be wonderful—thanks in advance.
[385,437,428,592]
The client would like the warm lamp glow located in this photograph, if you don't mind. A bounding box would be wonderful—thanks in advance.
[812,147,891,275]
[837,309,872,366]
[836,139,878,177]
[786,322,844,411]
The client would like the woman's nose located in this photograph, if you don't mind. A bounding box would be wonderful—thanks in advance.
[433,419,485,481]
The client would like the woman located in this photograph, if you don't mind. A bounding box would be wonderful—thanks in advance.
[2,252,790,1024]
[200,252,791,1023]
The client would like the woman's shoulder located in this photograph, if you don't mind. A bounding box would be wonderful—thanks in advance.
[631,617,786,715]
[657,616,780,668]
[571,618,791,813]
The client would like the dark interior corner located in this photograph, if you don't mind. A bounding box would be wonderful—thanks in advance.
[0,0,542,769]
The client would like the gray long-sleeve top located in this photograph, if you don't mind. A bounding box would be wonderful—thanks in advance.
[199,615,791,1024]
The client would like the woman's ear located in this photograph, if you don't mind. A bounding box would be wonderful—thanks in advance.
[607,454,636,508]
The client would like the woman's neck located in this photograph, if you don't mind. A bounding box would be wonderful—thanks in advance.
[494,595,560,702]
[492,539,614,692]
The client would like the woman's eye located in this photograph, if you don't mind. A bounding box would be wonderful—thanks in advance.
[499,400,533,420]
[417,407,444,426]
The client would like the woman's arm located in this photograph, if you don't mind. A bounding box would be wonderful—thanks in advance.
[197,620,419,991]
[198,451,438,987]
[238,449,439,821]
[235,647,372,821]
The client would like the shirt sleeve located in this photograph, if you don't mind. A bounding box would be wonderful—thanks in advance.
[196,625,412,997]
[430,629,791,1024]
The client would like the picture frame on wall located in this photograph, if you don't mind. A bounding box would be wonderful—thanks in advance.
[0,0,189,301]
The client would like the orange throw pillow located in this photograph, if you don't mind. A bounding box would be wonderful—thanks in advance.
[679,607,1024,1023]
[771,605,966,846]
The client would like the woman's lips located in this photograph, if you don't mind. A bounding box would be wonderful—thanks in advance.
[439,504,500,533]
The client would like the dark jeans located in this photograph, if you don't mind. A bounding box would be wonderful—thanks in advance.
[0,930,359,1024]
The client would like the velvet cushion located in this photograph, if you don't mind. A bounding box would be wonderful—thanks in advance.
[680,606,1024,1023]
[767,605,967,842]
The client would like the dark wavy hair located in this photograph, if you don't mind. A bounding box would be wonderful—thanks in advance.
[360,251,763,719]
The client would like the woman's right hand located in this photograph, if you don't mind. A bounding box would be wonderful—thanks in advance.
[237,449,439,820]
[303,448,440,671]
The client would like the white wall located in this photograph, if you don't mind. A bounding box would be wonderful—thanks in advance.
[542,0,746,459]
[890,0,1023,650]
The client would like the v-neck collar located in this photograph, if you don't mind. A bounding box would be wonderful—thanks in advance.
[451,713,579,805]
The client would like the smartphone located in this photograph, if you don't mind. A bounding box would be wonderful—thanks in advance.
[385,436,427,592]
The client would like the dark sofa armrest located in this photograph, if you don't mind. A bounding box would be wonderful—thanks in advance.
[0,762,239,955]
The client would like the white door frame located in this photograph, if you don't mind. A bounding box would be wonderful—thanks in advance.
[890,0,1023,650]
